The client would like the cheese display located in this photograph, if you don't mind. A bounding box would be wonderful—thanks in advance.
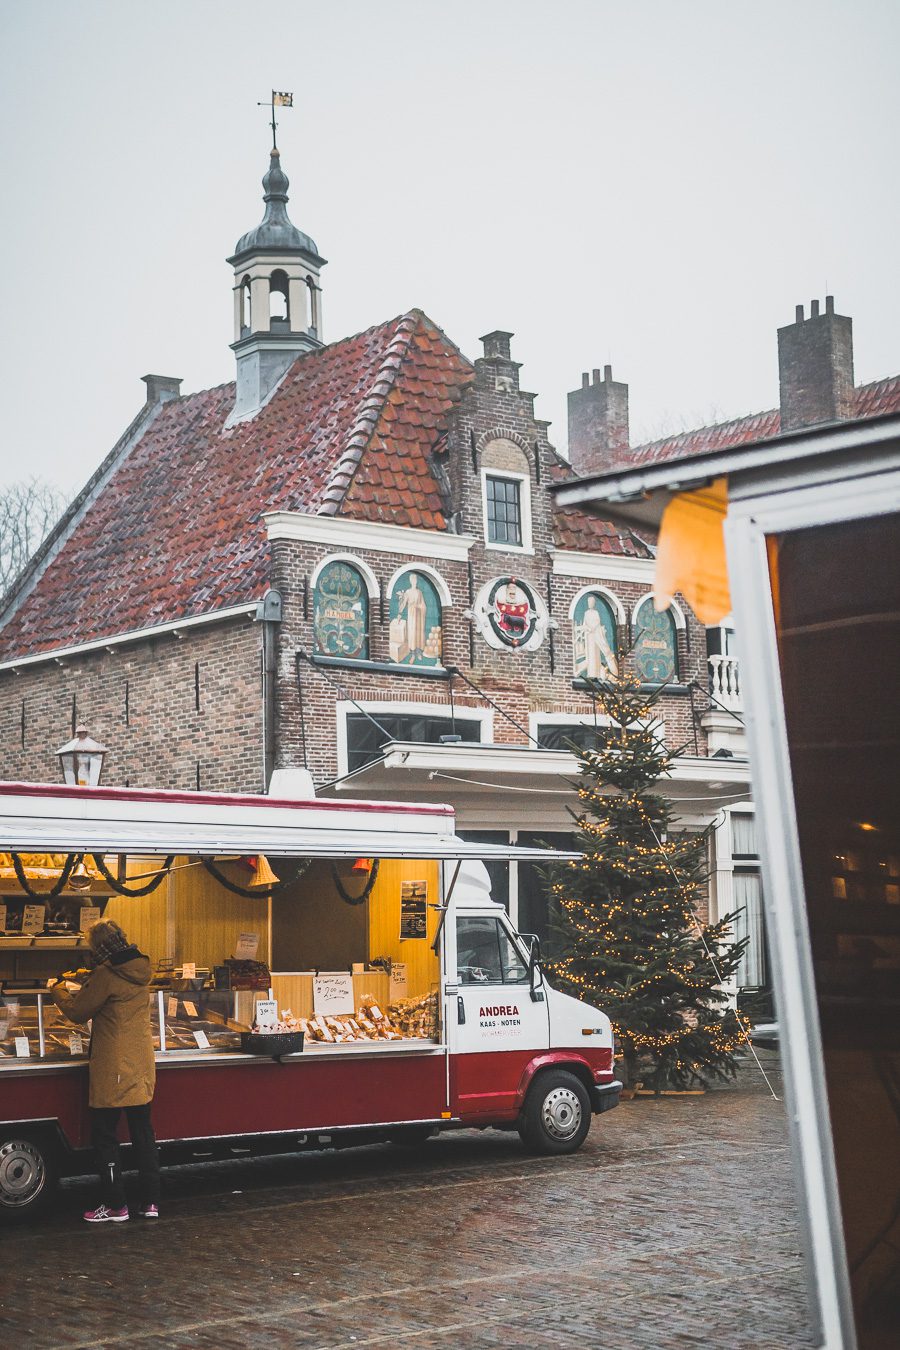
[276,991,439,1046]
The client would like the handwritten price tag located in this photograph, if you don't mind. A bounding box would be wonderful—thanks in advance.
[22,904,45,935]
[69,1034,84,1056]
[79,906,101,934]
[183,1001,198,1019]
[234,932,259,960]
[167,997,179,1018]
[389,962,408,998]
[181,962,197,979]
[255,999,278,1029]
[15,1036,30,1058]
[193,1030,210,1049]
[313,974,354,1015]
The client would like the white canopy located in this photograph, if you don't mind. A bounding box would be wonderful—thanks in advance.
[0,783,579,862]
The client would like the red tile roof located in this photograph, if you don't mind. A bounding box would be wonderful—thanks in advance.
[623,374,900,469]
[0,309,648,660]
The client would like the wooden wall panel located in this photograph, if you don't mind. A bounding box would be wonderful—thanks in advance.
[367,859,440,998]
[270,862,366,971]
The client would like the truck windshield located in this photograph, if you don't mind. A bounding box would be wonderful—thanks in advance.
[456,916,528,985]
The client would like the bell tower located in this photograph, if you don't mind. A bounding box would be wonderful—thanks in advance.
[226,147,327,425]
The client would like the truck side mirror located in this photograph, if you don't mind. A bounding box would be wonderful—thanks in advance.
[521,933,545,1002]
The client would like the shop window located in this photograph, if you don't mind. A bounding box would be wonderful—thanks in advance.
[572,592,619,679]
[456,915,528,985]
[485,474,523,547]
[457,830,511,912]
[388,571,443,667]
[634,601,678,683]
[517,831,576,962]
[313,561,369,659]
[345,712,483,773]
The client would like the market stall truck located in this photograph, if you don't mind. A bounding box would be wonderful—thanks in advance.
[0,782,621,1219]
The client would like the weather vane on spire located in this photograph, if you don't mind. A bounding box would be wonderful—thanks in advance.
[257,90,293,151]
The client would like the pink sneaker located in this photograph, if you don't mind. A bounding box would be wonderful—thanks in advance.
[83,1204,129,1223]
[138,1204,159,1219]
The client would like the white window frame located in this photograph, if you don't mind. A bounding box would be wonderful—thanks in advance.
[336,700,494,778]
[481,468,534,555]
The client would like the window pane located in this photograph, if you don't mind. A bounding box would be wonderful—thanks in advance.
[486,476,522,546]
[346,714,483,772]
[536,723,611,753]
[734,871,766,987]
[498,927,529,983]
[456,831,510,911]
[456,916,503,984]
[517,832,576,962]
[732,813,758,858]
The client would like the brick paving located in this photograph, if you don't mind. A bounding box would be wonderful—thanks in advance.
[0,1053,815,1349]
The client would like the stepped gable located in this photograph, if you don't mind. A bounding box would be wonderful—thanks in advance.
[0,312,469,662]
[624,373,900,470]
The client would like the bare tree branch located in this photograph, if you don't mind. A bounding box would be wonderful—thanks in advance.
[0,477,68,595]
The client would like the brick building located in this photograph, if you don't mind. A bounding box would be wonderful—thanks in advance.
[1,145,897,995]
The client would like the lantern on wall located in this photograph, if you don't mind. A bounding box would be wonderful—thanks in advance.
[55,727,108,787]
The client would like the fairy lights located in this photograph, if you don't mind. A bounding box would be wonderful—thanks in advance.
[547,673,750,1092]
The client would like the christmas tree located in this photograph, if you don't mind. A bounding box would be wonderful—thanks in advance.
[548,673,749,1093]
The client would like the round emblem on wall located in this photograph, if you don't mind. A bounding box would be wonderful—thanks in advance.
[470,576,550,652]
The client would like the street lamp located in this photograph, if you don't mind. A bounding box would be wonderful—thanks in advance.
[55,727,108,787]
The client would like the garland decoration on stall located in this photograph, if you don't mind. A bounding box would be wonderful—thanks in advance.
[201,856,312,899]
[330,858,380,906]
[10,851,77,898]
[90,853,174,897]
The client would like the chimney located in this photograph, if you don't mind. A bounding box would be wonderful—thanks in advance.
[142,374,182,406]
[567,365,629,474]
[777,297,854,432]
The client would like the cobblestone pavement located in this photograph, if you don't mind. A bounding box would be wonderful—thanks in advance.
[1,1054,816,1349]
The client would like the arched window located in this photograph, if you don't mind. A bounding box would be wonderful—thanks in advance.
[388,570,443,667]
[269,270,290,327]
[313,561,368,659]
[240,277,252,334]
[307,277,318,337]
[572,591,618,680]
[633,600,679,683]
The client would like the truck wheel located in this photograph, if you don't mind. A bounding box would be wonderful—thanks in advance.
[0,1136,57,1221]
[518,1070,591,1155]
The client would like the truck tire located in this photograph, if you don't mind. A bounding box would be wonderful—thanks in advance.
[0,1135,58,1222]
[518,1070,591,1155]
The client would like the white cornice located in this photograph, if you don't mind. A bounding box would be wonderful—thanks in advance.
[265,511,477,561]
[0,604,258,673]
[549,549,657,582]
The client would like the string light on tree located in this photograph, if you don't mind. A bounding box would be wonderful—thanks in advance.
[547,672,749,1094]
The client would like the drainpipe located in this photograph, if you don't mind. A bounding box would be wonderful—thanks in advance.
[255,589,283,791]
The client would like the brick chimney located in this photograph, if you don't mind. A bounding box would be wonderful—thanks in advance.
[777,297,854,432]
[567,365,629,474]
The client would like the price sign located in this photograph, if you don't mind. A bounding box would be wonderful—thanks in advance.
[69,1033,84,1056]
[0,904,7,932]
[255,998,278,1029]
[183,1001,198,1019]
[3,1001,19,1020]
[167,997,179,1018]
[234,932,259,960]
[193,1029,210,1049]
[313,974,355,1015]
[389,962,408,999]
[79,906,101,934]
[22,904,46,935]
[15,1036,30,1058]
[181,962,197,979]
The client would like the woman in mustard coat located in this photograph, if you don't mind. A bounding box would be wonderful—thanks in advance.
[53,919,160,1222]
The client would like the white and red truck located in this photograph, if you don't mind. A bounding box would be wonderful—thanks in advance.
[0,781,621,1218]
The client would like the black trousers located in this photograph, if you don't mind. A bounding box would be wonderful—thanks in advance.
[90,1103,161,1210]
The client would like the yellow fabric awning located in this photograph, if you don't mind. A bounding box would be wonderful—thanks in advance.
[652,476,731,625]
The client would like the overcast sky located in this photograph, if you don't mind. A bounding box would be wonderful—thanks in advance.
[1,0,898,497]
